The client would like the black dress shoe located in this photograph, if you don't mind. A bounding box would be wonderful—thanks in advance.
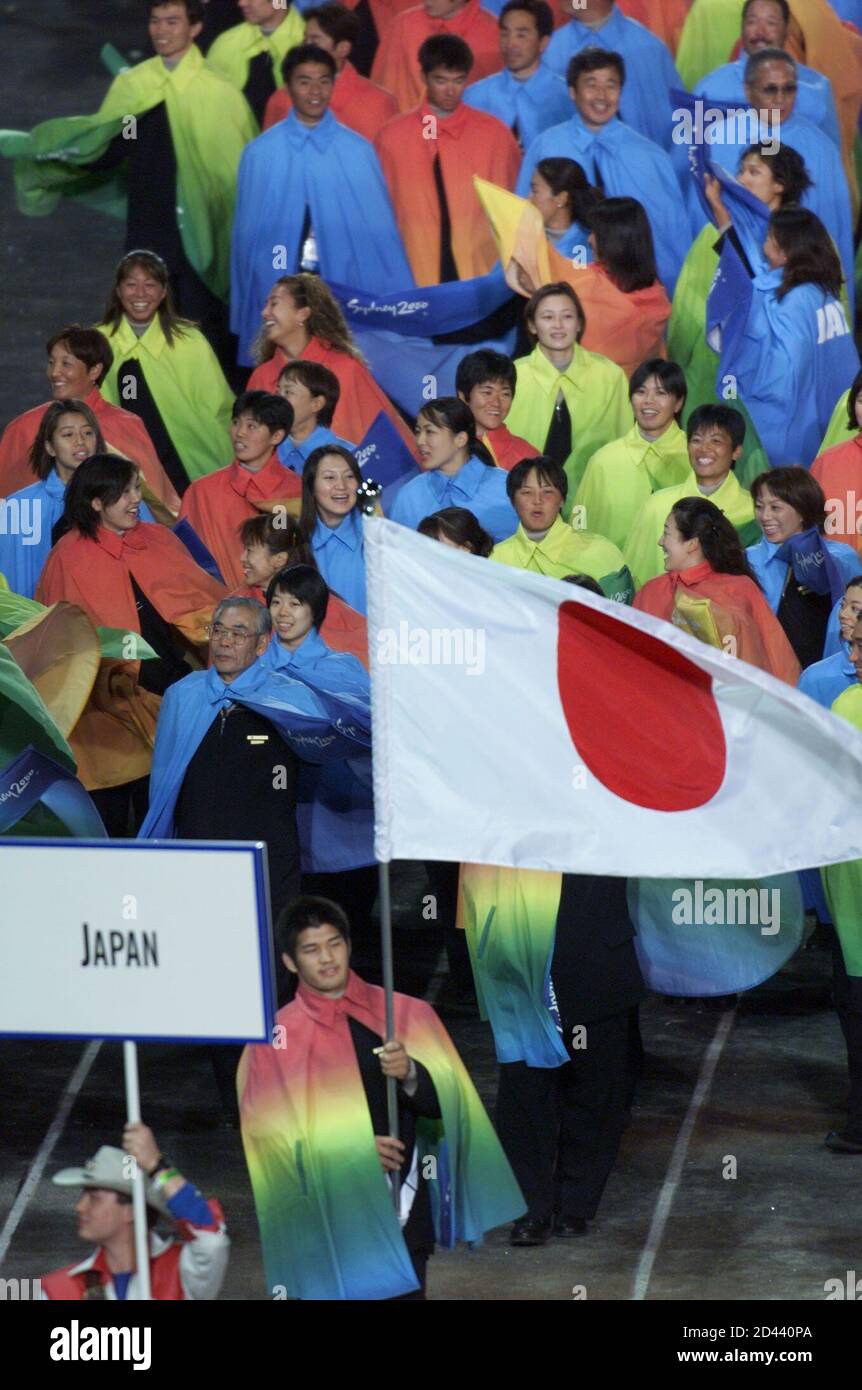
[554,1216,587,1236]
[510,1217,552,1246]
[825,1130,862,1154]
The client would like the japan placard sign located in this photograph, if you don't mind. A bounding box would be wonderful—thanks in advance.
[0,839,275,1043]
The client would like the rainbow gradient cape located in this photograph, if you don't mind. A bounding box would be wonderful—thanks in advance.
[459,863,570,1070]
[238,971,525,1300]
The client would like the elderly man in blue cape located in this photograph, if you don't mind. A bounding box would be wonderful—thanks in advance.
[542,0,682,150]
[694,0,840,148]
[701,49,853,303]
[464,0,572,149]
[230,42,414,365]
[139,594,372,905]
[516,47,690,295]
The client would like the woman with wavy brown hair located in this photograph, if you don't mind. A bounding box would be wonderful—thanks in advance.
[246,273,418,457]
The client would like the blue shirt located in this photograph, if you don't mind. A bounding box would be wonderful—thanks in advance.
[697,56,841,149]
[464,64,573,150]
[543,7,683,151]
[0,471,154,599]
[747,535,861,611]
[387,455,517,542]
[276,425,355,477]
[312,507,367,615]
[798,646,856,707]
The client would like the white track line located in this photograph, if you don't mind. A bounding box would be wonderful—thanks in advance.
[632,1007,737,1301]
[0,1040,102,1266]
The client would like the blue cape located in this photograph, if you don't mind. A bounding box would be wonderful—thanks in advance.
[708,259,860,468]
[230,111,415,364]
[543,8,683,151]
[517,113,689,296]
[139,659,371,872]
[464,65,573,150]
[695,56,841,149]
[704,109,855,319]
[260,630,374,871]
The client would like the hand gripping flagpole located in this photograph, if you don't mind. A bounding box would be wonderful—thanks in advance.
[123,1041,153,1300]
[378,860,400,1213]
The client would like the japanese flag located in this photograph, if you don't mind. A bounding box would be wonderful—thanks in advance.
[365,518,862,878]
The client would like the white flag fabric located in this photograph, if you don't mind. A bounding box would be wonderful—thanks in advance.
[365,517,862,878]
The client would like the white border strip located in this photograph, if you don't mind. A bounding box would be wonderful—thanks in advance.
[632,1009,737,1300]
[0,1040,102,1267]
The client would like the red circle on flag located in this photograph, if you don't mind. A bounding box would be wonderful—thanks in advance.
[557,600,727,811]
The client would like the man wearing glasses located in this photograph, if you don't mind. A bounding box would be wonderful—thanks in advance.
[694,0,840,147]
[704,47,853,305]
[140,595,369,1114]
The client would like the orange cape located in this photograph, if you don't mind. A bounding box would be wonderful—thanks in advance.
[179,455,303,588]
[376,103,520,286]
[633,561,801,684]
[247,338,419,460]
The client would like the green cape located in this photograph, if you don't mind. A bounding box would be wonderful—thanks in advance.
[0,44,256,301]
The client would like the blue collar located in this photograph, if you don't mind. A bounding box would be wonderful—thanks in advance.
[313,508,361,551]
[429,454,487,500]
[283,108,338,151]
[269,627,328,671]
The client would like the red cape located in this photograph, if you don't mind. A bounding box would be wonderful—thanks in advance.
[263,62,398,141]
[634,561,801,684]
[484,423,536,472]
[247,338,419,460]
[811,435,862,556]
[375,103,520,285]
[371,0,502,112]
[551,262,671,378]
[37,522,226,654]
[0,388,180,516]
[179,455,302,588]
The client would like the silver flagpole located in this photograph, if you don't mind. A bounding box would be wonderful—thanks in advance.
[378,859,400,1211]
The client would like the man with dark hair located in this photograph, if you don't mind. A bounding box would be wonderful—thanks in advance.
[207,0,306,123]
[491,456,633,598]
[1,2,256,361]
[455,349,534,471]
[238,896,525,1299]
[262,4,397,139]
[372,0,502,113]
[543,0,681,148]
[179,390,301,586]
[464,1,572,149]
[375,35,519,284]
[231,43,413,349]
[516,48,690,295]
[275,360,355,474]
[0,328,177,514]
[695,0,839,144]
[42,1121,228,1300]
[623,403,759,588]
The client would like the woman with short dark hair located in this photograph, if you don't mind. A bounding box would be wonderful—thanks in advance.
[747,466,861,668]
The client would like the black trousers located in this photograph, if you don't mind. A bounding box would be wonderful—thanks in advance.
[833,943,862,1138]
[90,777,150,838]
[496,1011,631,1223]
[424,860,474,996]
